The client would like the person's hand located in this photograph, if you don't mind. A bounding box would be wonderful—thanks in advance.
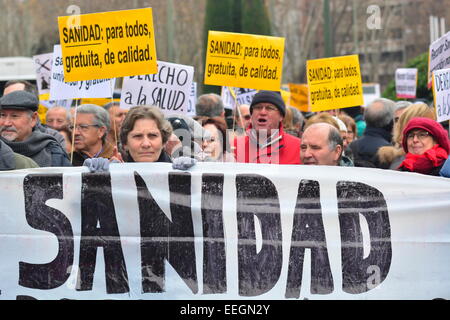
[83,157,111,173]
[172,156,197,170]
[110,146,124,163]
[165,133,182,157]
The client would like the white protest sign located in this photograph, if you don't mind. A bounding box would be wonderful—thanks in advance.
[221,86,257,110]
[49,45,115,100]
[395,68,418,99]
[0,163,449,300]
[33,53,53,96]
[120,60,194,115]
[428,31,450,88]
[40,99,73,111]
[187,82,197,116]
[432,67,450,122]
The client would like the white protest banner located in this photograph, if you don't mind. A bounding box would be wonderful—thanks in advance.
[49,45,115,100]
[120,60,194,115]
[395,68,418,99]
[428,31,450,88]
[432,67,450,122]
[221,87,257,110]
[40,99,73,111]
[187,82,197,117]
[0,163,449,300]
[33,53,53,96]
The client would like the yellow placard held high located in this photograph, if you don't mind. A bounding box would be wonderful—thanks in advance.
[288,83,309,112]
[58,8,157,82]
[204,31,285,91]
[306,55,363,112]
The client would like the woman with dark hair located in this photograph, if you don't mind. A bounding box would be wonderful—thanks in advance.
[194,116,235,162]
[397,117,449,176]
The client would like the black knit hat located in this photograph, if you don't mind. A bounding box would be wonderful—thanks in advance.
[250,90,286,117]
[0,91,39,112]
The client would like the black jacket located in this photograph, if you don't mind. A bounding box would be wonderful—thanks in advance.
[348,127,392,168]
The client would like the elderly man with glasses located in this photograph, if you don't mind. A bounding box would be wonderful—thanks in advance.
[233,90,301,164]
[71,104,115,166]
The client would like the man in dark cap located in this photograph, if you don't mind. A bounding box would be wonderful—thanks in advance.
[3,79,67,148]
[0,91,71,167]
[233,90,301,164]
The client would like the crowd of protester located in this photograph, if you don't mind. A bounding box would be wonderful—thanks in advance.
[1,79,450,178]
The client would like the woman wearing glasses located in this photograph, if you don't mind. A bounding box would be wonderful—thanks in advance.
[194,116,235,162]
[376,103,436,169]
[397,117,449,176]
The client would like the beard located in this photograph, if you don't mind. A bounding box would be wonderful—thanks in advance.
[0,126,18,141]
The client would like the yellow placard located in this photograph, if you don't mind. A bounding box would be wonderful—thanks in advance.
[37,104,48,124]
[80,98,120,106]
[280,89,291,107]
[204,31,285,91]
[288,83,309,112]
[58,8,157,82]
[306,55,363,112]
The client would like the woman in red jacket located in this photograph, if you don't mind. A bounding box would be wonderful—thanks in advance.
[397,117,450,176]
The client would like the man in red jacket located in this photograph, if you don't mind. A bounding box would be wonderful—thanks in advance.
[233,90,301,164]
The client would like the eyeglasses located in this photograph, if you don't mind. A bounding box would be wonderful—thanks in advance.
[252,105,279,112]
[69,124,99,132]
[406,131,432,140]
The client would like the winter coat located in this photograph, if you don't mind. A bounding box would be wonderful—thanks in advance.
[1,131,71,167]
[233,125,301,165]
[0,140,39,170]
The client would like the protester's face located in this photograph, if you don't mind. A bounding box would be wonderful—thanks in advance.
[3,83,25,95]
[124,118,163,162]
[58,130,73,154]
[109,106,127,133]
[72,113,105,153]
[46,108,69,130]
[251,103,283,133]
[237,105,251,129]
[202,123,222,160]
[346,129,355,144]
[0,109,36,142]
[394,108,405,124]
[341,131,348,149]
[406,129,436,155]
[300,126,341,165]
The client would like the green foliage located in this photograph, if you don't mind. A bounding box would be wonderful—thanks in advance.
[382,52,433,102]
[202,0,271,94]
[241,0,271,36]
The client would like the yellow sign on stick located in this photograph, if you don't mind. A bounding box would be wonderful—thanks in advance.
[288,83,309,112]
[204,31,285,91]
[58,8,157,82]
[306,55,363,112]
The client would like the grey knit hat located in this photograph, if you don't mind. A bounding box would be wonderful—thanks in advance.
[250,90,286,116]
